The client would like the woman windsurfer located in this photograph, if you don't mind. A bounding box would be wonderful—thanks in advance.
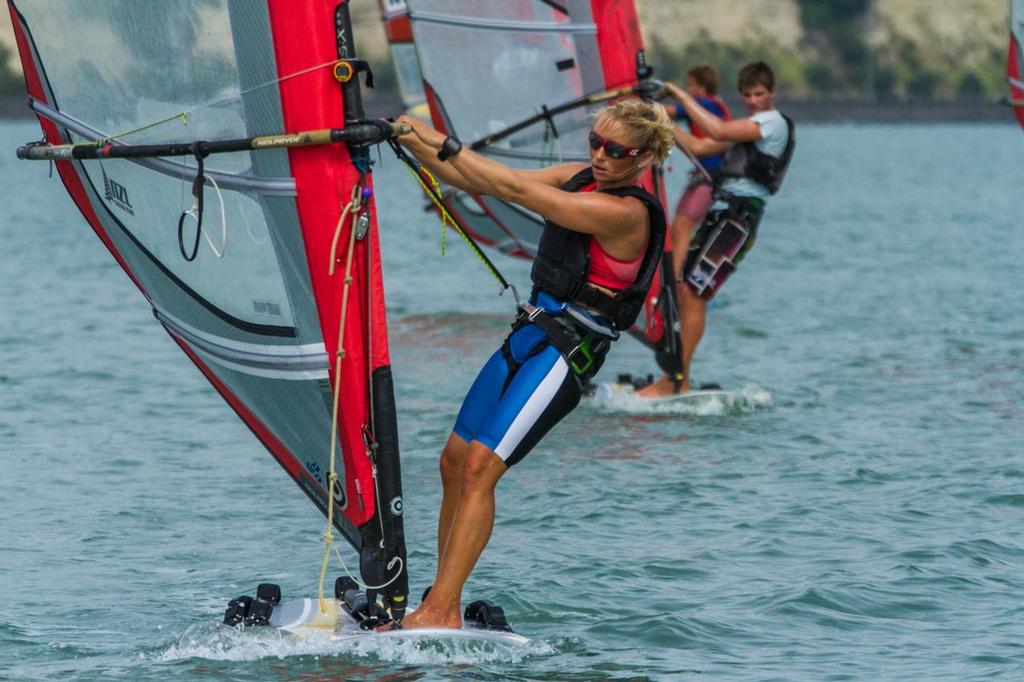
[390,99,673,630]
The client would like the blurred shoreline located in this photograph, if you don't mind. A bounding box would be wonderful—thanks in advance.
[0,92,1013,125]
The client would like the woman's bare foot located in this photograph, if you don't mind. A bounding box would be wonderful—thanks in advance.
[376,602,462,631]
[635,374,688,398]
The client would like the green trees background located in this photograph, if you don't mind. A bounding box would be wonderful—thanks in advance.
[648,0,1005,101]
[0,1,1007,102]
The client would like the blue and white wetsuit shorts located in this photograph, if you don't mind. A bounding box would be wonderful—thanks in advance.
[452,293,611,467]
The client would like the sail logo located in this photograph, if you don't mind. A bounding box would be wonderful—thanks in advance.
[331,478,347,510]
[102,169,134,216]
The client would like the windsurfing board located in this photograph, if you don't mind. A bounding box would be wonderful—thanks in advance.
[588,378,772,413]
[253,596,531,647]
[592,381,735,406]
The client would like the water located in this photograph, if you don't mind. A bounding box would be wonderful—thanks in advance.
[1,120,1022,681]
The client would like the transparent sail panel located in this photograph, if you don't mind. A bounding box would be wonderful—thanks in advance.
[391,43,427,109]
[19,0,294,327]
[86,157,290,326]
[408,0,592,161]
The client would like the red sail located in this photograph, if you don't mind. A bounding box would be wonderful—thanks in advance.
[9,0,407,598]
[382,0,677,362]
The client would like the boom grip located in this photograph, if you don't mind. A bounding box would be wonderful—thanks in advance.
[17,143,73,160]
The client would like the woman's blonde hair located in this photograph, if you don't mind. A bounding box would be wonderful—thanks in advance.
[597,98,674,166]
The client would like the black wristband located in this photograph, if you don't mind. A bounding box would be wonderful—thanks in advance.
[437,135,462,161]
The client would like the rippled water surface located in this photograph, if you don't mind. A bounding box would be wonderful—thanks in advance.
[1,121,1022,681]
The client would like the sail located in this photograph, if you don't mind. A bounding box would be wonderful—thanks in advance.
[385,0,679,365]
[8,0,407,605]
[1009,0,1024,131]
[379,0,427,113]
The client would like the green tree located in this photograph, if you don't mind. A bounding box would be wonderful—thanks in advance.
[794,0,871,93]
[0,43,22,95]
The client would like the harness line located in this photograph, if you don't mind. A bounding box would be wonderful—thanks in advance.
[386,139,521,305]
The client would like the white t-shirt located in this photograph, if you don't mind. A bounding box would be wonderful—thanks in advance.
[719,109,789,202]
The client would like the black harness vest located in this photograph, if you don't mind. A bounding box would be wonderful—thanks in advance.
[719,112,795,195]
[530,167,666,331]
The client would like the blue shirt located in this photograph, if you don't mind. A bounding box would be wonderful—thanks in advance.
[671,96,728,170]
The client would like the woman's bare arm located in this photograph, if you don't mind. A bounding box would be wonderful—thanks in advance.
[513,163,589,188]
[449,148,644,241]
[397,117,584,192]
[397,125,490,194]
[396,116,645,247]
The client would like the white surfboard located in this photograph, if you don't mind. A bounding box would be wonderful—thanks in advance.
[268,598,531,647]
[590,380,771,413]
[592,381,727,403]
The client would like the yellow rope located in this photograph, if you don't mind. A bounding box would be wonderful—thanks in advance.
[388,140,514,296]
[96,112,191,146]
[403,163,511,289]
[399,161,453,256]
[98,59,343,143]
[317,183,363,613]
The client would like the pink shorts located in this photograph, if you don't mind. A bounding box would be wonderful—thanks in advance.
[674,179,714,223]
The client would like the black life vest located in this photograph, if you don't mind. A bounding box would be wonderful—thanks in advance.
[530,167,666,331]
[718,112,795,195]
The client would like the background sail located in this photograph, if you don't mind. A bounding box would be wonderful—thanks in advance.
[1009,0,1024,131]
[8,0,406,597]
[389,0,678,364]
[379,0,427,113]
[404,0,622,257]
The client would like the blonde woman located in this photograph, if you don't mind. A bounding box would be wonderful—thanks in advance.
[390,100,673,630]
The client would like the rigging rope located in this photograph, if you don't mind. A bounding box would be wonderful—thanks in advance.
[317,179,403,611]
[98,58,347,144]
[386,139,521,305]
[317,180,364,612]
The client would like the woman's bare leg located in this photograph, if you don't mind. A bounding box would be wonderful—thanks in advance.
[400,441,507,629]
[436,433,470,570]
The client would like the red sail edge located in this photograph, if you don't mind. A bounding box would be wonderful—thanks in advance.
[1008,30,1024,131]
[7,1,145,296]
[267,0,389,529]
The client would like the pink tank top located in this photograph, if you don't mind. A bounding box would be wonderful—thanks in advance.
[577,181,644,291]
[587,239,644,290]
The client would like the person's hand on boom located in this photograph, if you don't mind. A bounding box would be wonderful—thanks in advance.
[396,114,446,149]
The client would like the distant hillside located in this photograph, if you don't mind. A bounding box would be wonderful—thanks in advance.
[639,0,1008,100]
[0,1,1010,103]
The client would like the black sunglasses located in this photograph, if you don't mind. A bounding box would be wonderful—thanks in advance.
[588,130,642,159]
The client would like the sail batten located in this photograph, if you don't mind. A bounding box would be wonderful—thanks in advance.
[30,96,296,193]
[407,10,595,33]
[157,309,328,377]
